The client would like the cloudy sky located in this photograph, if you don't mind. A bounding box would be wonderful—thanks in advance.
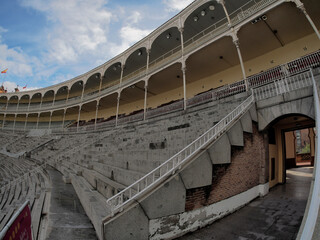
[0,0,194,92]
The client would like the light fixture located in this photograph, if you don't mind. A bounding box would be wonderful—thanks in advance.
[262,15,267,21]
[113,66,117,71]
[166,33,171,39]
[201,10,206,16]
[193,16,199,22]
[209,5,215,11]
[137,49,143,56]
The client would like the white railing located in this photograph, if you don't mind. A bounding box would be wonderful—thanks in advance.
[299,70,320,239]
[230,0,277,26]
[253,70,313,101]
[106,94,255,215]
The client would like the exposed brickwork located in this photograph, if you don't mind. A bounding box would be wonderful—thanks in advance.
[185,123,268,211]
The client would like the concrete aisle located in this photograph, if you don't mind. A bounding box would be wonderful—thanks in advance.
[178,167,313,240]
[45,167,97,240]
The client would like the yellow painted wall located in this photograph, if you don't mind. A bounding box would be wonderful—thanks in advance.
[285,131,295,159]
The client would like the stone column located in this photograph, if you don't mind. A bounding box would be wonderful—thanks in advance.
[24,114,28,131]
[94,99,100,130]
[115,93,121,126]
[62,109,67,129]
[146,49,150,75]
[77,105,82,132]
[233,35,248,90]
[144,82,148,120]
[218,0,248,90]
[36,113,40,129]
[52,91,56,106]
[119,65,125,86]
[296,1,320,40]
[182,66,187,110]
[48,112,53,129]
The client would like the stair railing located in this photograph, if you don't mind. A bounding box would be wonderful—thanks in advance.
[106,94,255,215]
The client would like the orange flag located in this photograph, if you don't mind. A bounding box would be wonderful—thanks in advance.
[1,68,8,74]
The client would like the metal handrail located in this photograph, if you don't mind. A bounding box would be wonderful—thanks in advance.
[299,70,320,239]
[106,94,255,214]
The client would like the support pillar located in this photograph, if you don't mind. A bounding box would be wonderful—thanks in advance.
[182,66,187,110]
[146,50,150,75]
[48,112,53,129]
[24,114,28,131]
[62,109,66,129]
[218,0,248,90]
[233,36,248,90]
[81,82,85,101]
[36,113,40,129]
[115,94,120,127]
[16,98,20,112]
[119,65,125,86]
[52,92,56,106]
[94,100,100,130]
[144,83,148,120]
[296,2,320,40]
[77,105,82,132]
[66,89,70,104]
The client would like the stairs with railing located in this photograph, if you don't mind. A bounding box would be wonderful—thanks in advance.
[101,69,318,239]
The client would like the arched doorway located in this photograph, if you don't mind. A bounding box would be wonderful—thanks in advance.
[266,114,315,188]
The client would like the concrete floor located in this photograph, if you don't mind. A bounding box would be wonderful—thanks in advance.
[178,167,313,240]
[45,167,97,240]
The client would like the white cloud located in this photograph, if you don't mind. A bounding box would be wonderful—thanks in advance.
[0,40,33,77]
[2,81,19,92]
[162,0,194,12]
[21,0,112,64]
[109,10,152,56]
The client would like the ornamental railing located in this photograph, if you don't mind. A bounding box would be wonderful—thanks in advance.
[253,70,313,101]
[106,94,255,215]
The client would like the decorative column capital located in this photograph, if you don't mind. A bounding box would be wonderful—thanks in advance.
[179,27,184,34]
[216,0,225,6]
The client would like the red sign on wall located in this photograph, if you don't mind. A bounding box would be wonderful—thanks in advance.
[3,203,32,240]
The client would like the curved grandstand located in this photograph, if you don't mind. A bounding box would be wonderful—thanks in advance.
[0,0,320,239]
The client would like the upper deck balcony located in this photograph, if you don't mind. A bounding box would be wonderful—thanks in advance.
[0,0,303,115]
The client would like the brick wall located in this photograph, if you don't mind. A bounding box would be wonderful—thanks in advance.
[185,123,268,211]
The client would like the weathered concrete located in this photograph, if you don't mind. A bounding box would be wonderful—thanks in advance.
[140,176,186,219]
[179,151,212,189]
[240,112,253,133]
[176,167,313,240]
[104,204,149,240]
[227,121,244,147]
[208,134,231,164]
[257,86,315,131]
[45,167,97,240]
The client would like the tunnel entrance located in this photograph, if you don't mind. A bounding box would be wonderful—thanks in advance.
[267,114,315,188]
